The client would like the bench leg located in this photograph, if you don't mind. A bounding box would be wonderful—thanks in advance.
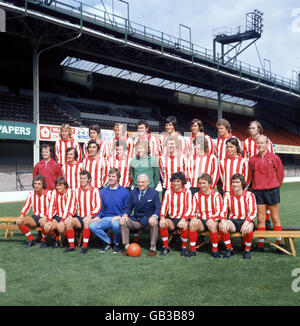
[288,238,296,257]
[265,238,293,256]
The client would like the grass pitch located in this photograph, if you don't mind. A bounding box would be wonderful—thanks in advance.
[0,183,300,306]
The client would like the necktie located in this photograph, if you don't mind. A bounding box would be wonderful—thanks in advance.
[139,191,144,201]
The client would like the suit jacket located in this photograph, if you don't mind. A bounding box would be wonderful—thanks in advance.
[124,187,161,225]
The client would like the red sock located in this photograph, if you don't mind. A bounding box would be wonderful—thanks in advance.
[81,228,90,248]
[189,230,198,252]
[266,210,271,221]
[66,229,75,249]
[244,232,253,251]
[160,227,169,249]
[133,233,139,243]
[273,225,282,245]
[257,227,265,248]
[180,229,188,248]
[221,231,232,250]
[40,227,47,242]
[19,225,34,241]
[209,231,219,252]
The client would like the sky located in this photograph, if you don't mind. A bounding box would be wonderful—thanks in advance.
[68,0,300,82]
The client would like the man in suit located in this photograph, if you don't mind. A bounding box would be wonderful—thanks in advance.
[120,174,161,256]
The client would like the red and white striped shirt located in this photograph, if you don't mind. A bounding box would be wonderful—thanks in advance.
[220,190,257,222]
[74,186,101,217]
[108,136,134,159]
[21,190,52,218]
[243,136,274,159]
[108,155,132,188]
[47,189,76,222]
[54,137,82,165]
[187,154,219,188]
[83,139,109,159]
[219,156,250,193]
[159,153,187,190]
[186,134,214,156]
[160,133,187,156]
[160,188,192,220]
[214,134,240,162]
[62,161,83,190]
[134,133,160,158]
[190,190,223,221]
[82,157,109,189]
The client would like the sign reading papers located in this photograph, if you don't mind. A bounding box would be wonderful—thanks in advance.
[0,121,36,140]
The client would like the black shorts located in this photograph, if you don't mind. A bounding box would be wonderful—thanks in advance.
[53,215,62,223]
[230,219,256,232]
[199,218,209,231]
[252,187,280,205]
[74,216,84,229]
[167,218,181,230]
[32,215,42,227]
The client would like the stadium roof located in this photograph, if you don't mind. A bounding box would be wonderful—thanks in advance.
[61,56,257,107]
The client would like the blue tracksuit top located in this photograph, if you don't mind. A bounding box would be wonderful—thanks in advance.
[97,185,129,218]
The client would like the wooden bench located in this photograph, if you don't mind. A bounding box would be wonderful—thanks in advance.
[168,227,300,257]
[195,229,300,257]
[0,217,82,247]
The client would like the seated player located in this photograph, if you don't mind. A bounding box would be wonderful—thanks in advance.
[120,173,161,256]
[62,147,83,190]
[16,175,52,247]
[219,174,257,260]
[64,170,101,254]
[89,168,129,253]
[187,136,219,195]
[187,173,223,258]
[44,177,76,248]
[159,172,192,256]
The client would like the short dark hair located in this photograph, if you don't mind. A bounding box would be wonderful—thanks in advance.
[231,173,246,190]
[190,119,204,132]
[55,177,69,189]
[66,147,78,160]
[89,124,101,135]
[170,171,186,185]
[41,143,53,156]
[80,170,92,181]
[198,173,212,185]
[165,116,177,129]
[87,140,100,152]
[32,175,47,189]
[136,119,149,130]
[226,137,241,155]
